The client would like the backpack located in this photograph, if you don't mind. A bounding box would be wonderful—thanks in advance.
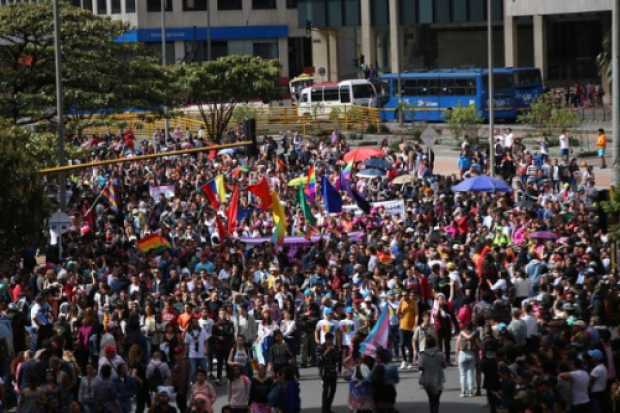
[473,301,492,326]
[148,364,164,391]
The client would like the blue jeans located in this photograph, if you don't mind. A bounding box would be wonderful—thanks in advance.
[189,357,208,382]
[458,351,475,395]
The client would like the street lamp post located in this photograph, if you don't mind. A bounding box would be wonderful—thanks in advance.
[613,0,620,186]
[160,0,169,147]
[52,0,67,210]
[487,0,495,177]
[207,0,212,60]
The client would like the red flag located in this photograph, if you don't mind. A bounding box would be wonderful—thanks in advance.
[215,215,228,240]
[201,181,220,209]
[227,185,240,234]
[247,177,272,211]
[208,149,217,160]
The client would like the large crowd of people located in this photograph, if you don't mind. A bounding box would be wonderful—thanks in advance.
[1,121,618,413]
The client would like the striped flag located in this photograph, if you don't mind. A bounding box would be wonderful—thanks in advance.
[101,181,119,212]
[215,175,227,203]
[360,305,390,357]
[304,165,316,203]
[137,234,171,254]
[201,180,220,209]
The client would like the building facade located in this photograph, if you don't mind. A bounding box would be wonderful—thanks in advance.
[0,0,312,81]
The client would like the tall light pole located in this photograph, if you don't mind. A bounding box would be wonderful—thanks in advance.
[53,0,67,210]
[487,0,495,177]
[206,0,212,60]
[160,0,169,147]
[613,0,620,186]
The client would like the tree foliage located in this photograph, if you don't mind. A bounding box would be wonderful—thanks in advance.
[598,32,611,87]
[517,92,579,136]
[0,122,50,260]
[0,2,176,125]
[603,187,620,241]
[445,104,482,139]
[175,55,280,141]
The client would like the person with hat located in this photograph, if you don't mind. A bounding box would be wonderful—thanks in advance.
[588,348,608,413]
[98,344,125,379]
[148,387,178,413]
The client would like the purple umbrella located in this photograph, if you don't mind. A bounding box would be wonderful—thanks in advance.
[529,231,559,241]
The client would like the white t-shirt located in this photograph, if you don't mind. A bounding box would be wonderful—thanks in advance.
[568,370,591,405]
[559,134,569,150]
[315,319,339,344]
[504,133,514,148]
[185,328,209,359]
[339,319,357,347]
[591,364,608,393]
[521,314,538,338]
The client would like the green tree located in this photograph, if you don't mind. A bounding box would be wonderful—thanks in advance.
[603,187,620,241]
[0,2,175,125]
[598,32,611,86]
[0,122,50,260]
[445,104,482,140]
[517,92,579,136]
[175,55,280,141]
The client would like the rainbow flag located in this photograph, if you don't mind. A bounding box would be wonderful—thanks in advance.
[215,175,227,203]
[101,181,119,212]
[137,234,171,253]
[338,160,353,192]
[360,305,389,357]
[304,165,316,203]
[270,192,287,245]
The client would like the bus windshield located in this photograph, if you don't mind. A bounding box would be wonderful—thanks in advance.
[514,70,542,88]
[352,84,375,99]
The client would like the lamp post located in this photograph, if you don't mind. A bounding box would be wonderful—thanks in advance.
[207,0,212,60]
[613,0,619,185]
[53,0,67,210]
[487,0,495,177]
[160,0,169,147]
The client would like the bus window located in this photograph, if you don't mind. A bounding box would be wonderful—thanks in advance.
[340,86,351,103]
[514,70,541,88]
[483,74,513,92]
[352,84,374,99]
[302,92,310,103]
[440,78,475,96]
[402,79,417,96]
[311,89,323,102]
[323,87,340,102]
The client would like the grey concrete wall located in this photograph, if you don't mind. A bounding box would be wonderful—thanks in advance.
[506,0,612,17]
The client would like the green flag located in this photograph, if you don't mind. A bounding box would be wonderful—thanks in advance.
[297,185,316,226]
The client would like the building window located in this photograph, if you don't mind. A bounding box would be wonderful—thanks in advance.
[147,0,172,12]
[183,0,207,11]
[286,0,297,8]
[252,0,276,10]
[70,0,81,7]
[218,0,241,10]
[83,0,93,11]
[96,0,106,14]
[111,0,121,13]
[185,40,228,62]
[253,41,278,59]
[125,0,135,13]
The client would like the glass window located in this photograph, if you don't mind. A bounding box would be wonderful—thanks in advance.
[286,0,297,8]
[323,88,339,102]
[96,0,106,14]
[311,89,323,102]
[340,86,351,103]
[70,0,81,7]
[185,40,228,62]
[514,70,542,88]
[83,0,93,11]
[483,74,513,92]
[147,0,172,12]
[125,0,135,13]
[253,42,278,60]
[253,0,276,9]
[183,0,207,11]
[302,92,310,103]
[352,84,374,99]
[218,0,242,9]
[111,0,121,13]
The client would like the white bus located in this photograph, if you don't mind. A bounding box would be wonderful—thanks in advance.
[297,79,378,117]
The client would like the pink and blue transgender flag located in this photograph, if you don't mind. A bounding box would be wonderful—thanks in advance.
[360,305,390,357]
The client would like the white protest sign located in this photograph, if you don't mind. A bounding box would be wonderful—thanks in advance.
[343,199,406,217]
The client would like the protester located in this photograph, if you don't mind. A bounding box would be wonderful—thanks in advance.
[418,336,446,413]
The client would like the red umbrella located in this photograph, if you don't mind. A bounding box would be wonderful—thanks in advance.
[343,147,384,163]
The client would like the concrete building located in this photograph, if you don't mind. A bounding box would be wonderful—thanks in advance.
[0,0,313,80]
[299,0,611,85]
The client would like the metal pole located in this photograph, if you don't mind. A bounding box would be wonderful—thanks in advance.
[53,0,67,210]
[160,0,169,147]
[613,0,620,185]
[207,0,212,61]
[487,0,495,177]
[397,71,403,125]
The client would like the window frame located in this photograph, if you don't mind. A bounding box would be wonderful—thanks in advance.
[218,0,242,9]
[96,0,107,14]
[182,0,207,11]
[147,0,172,12]
[339,85,351,103]
[252,0,276,10]
[111,0,121,14]
[125,0,135,13]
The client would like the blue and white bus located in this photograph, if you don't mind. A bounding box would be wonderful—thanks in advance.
[379,67,542,123]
